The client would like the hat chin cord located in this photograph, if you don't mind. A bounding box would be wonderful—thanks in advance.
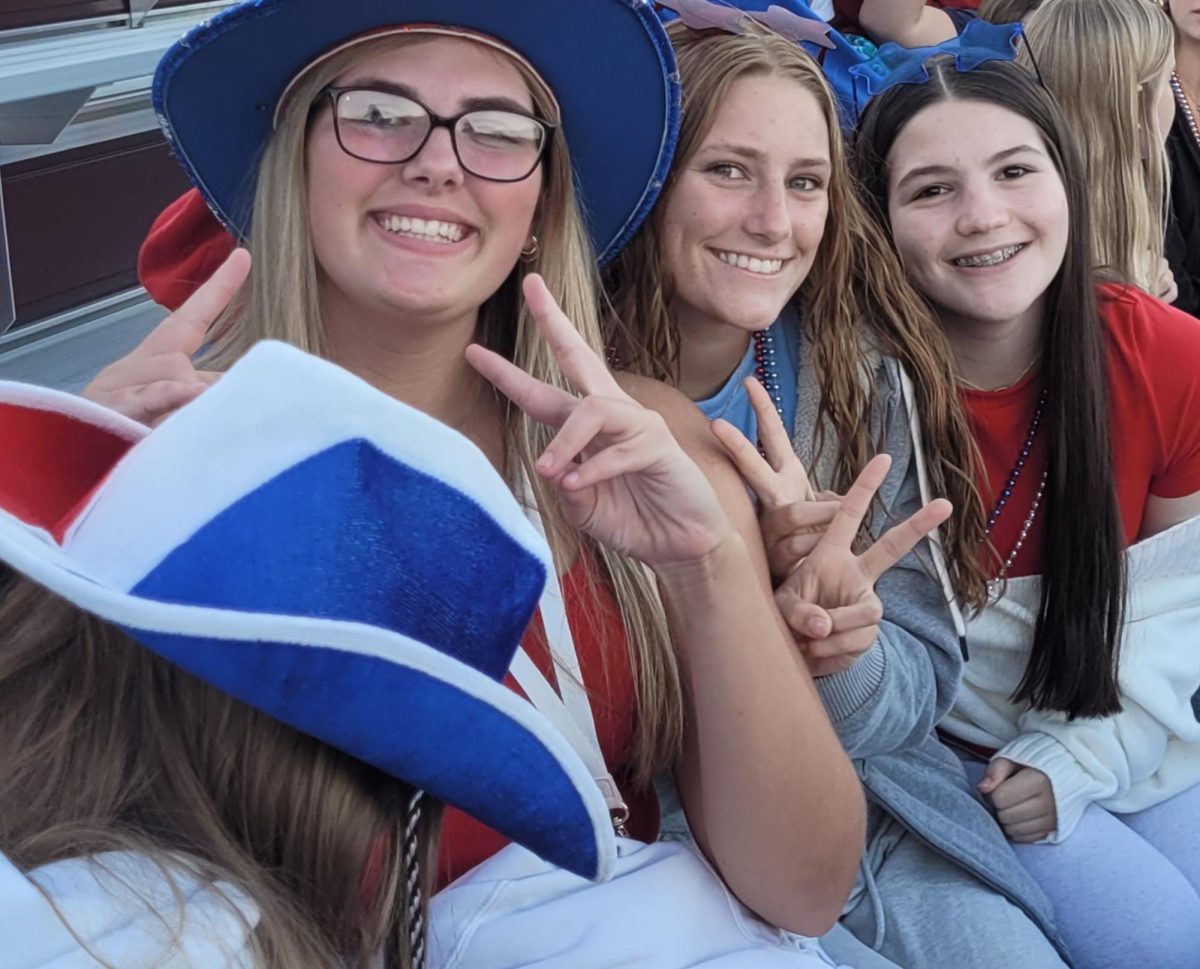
[405,788,427,969]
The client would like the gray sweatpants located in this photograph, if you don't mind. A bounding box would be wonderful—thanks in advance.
[833,805,1068,969]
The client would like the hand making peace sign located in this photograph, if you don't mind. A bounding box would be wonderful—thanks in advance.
[83,249,249,424]
[466,274,732,568]
[713,377,953,676]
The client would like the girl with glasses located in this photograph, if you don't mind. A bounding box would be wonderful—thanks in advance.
[75,0,877,964]
[604,19,1068,969]
[854,54,1200,969]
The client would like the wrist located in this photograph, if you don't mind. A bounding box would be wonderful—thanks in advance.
[650,526,750,591]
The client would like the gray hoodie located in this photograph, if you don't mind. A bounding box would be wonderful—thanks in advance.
[792,327,1070,963]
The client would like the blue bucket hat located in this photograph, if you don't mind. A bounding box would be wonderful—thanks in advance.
[0,342,617,882]
[153,0,680,264]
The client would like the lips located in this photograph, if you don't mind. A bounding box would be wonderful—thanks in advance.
[951,244,1026,268]
[374,214,468,244]
[713,248,787,275]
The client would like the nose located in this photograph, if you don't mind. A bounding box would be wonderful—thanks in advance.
[743,180,792,244]
[955,180,1010,237]
[401,125,465,189]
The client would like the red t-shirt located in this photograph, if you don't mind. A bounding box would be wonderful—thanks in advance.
[960,284,1200,578]
[436,552,659,889]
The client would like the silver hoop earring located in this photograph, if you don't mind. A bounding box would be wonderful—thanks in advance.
[520,235,539,261]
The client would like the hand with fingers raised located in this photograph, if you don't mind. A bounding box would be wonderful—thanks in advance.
[772,454,953,678]
[84,249,249,425]
[467,274,732,568]
[710,378,841,583]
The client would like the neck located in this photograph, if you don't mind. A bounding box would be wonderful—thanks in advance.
[321,293,504,463]
[1176,41,1200,97]
[941,302,1044,392]
[673,308,757,401]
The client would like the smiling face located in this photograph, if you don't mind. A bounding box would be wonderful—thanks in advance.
[885,98,1069,340]
[658,73,831,341]
[305,36,543,333]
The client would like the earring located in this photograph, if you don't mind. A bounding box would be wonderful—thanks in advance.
[520,235,539,261]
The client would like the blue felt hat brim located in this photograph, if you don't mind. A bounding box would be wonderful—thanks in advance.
[0,510,616,883]
[153,0,679,264]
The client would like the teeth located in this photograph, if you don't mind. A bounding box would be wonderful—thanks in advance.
[953,244,1024,268]
[377,215,466,243]
[715,250,784,275]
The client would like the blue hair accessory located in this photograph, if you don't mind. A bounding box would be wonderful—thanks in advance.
[847,20,1026,118]
[656,0,880,131]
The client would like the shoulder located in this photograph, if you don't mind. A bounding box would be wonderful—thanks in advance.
[1098,283,1200,369]
[20,851,258,967]
[616,372,713,448]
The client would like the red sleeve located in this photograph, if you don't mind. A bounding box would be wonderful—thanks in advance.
[137,189,236,311]
[1102,284,1200,499]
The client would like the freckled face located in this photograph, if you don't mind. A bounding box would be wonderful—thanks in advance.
[886,99,1069,337]
[659,74,831,339]
[305,36,543,329]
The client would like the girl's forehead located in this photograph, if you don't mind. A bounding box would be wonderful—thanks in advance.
[889,100,1046,169]
[337,35,536,105]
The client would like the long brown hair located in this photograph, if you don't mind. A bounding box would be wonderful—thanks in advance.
[855,59,1126,719]
[605,22,990,607]
[0,569,439,967]
[202,34,683,784]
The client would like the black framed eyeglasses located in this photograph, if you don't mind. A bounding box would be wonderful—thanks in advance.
[320,86,553,183]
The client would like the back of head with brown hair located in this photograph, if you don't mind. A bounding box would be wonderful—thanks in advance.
[0,567,438,968]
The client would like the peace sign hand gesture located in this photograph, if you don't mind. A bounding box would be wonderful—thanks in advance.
[775,454,952,676]
[83,249,249,425]
[466,274,731,568]
[710,378,841,581]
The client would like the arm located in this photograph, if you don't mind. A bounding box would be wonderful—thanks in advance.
[625,374,864,935]
[807,440,964,759]
[989,514,1200,841]
[1140,489,1200,538]
[856,0,959,46]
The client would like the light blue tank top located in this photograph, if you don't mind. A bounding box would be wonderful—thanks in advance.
[694,306,801,443]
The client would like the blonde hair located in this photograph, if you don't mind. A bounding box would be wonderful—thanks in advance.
[1023,0,1173,291]
[203,34,683,782]
[0,570,438,968]
[606,23,990,607]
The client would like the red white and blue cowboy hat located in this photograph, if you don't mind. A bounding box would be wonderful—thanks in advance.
[152,0,680,264]
[0,341,616,882]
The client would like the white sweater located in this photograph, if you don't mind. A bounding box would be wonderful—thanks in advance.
[2,850,257,967]
[943,513,1200,842]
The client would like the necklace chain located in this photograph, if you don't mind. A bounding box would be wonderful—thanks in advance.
[1172,71,1200,152]
[956,352,1041,393]
[752,327,786,455]
[986,387,1048,584]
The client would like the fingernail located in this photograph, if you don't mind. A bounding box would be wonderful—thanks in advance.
[536,453,554,472]
[807,616,830,637]
[562,471,580,489]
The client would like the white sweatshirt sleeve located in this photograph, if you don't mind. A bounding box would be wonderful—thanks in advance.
[994,519,1200,842]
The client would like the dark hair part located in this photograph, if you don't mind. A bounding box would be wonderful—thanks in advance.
[978,0,1044,23]
[854,58,1125,719]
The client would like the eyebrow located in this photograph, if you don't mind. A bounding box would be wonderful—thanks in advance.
[697,141,832,170]
[336,78,533,114]
[895,144,1046,191]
